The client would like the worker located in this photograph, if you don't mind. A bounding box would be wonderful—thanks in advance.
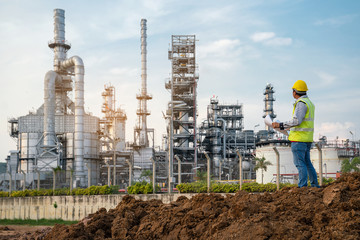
[272,80,320,188]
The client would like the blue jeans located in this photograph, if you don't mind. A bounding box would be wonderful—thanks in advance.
[291,142,319,188]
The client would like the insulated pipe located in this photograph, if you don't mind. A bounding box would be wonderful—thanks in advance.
[273,147,280,191]
[44,71,58,146]
[61,56,85,187]
[174,155,181,185]
[7,171,12,194]
[67,166,73,192]
[21,170,26,191]
[236,150,242,190]
[204,152,211,193]
[150,158,156,194]
[315,144,323,186]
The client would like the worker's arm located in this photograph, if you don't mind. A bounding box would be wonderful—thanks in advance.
[272,101,307,130]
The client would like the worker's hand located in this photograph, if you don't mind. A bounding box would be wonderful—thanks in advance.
[272,122,280,128]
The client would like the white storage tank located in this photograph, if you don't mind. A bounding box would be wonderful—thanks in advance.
[310,147,342,179]
[255,143,297,184]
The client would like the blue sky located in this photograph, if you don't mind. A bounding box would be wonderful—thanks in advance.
[1,0,360,160]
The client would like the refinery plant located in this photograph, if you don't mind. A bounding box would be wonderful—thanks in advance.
[1,9,359,192]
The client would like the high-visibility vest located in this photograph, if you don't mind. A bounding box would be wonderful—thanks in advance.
[288,97,315,142]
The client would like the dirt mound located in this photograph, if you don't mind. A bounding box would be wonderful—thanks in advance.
[30,173,360,239]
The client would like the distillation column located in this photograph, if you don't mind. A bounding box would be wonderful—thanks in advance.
[263,83,276,131]
[46,9,86,187]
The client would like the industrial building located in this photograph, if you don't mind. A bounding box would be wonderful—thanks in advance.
[1,9,359,192]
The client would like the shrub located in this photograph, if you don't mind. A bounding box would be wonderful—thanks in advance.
[0,191,9,197]
[127,181,160,194]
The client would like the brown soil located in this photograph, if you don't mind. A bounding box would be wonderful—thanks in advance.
[0,225,51,240]
[27,173,360,239]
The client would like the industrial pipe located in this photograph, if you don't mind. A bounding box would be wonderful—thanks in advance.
[35,169,40,191]
[104,160,110,187]
[150,157,156,194]
[20,170,26,191]
[315,143,323,186]
[236,150,242,190]
[67,166,73,192]
[61,56,85,187]
[273,147,280,191]
[7,171,12,194]
[174,155,181,185]
[52,168,56,196]
[204,152,211,193]
[86,163,91,187]
[126,159,133,187]
[44,71,59,146]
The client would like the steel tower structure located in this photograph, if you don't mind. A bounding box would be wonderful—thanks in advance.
[166,35,199,184]
[263,83,276,131]
[134,19,153,148]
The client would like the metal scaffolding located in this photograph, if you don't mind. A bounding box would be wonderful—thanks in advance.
[166,35,199,184]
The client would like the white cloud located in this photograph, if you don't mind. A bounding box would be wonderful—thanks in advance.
[250,32,292,46]
[198,39,243,70]
[198,39,241,58]
[264,37,292,46]
[316,122,355,140]
[315,14,358,27]
[109,67,138,76]
[251,32,275,42]
[315,71,336,85]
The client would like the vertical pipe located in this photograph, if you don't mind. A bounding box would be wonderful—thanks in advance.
[21,170,26,191]
[35,169,40,191]
[7,171,12,195]
[150,158,156,194]
[204,152,211,193]
[126,159,133,187]
[61,56,85,187]
[113,135,116,186]
[315,144,323,186]
[113,88,116,185]
[86,163,91,187]
[44,71,58,146]
[324,163,327,179]
[52,169,56,195]
[174,155,181,185]
[219,160,222,181]
[273,147,280,191]
[236,150,242,191]
[67,166,72,193]
[168,105,173,194]
[105,161,110,187]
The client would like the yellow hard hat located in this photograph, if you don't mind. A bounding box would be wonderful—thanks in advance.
[292,80,308,92]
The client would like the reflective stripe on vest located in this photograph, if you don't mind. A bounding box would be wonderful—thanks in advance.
[288,97,315,142]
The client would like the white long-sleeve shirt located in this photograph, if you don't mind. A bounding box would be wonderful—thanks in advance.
[282,95,308,129]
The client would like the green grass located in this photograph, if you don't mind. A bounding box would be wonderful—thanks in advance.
[0,219,77,226]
